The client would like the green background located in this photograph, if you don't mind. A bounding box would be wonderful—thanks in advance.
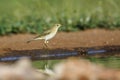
[0,0,120,35]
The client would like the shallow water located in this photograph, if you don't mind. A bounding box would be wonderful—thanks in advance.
[33,56,120,69]
[88,57,120,69]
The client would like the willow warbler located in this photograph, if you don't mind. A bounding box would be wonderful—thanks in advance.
[27,24,61,45]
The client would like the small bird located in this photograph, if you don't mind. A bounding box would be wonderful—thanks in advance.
[27,24,61,47]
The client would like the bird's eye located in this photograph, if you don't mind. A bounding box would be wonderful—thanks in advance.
[57,24,59,26]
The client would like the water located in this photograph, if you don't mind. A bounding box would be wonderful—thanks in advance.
[32,56,120,69]
[0,49,119,69]
[88,57,120,69]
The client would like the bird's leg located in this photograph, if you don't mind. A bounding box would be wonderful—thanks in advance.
[43,40,49,48]
[45,40,48,44]
[44,43,48,48]
[46,41,49,43]
[44,40,51,69]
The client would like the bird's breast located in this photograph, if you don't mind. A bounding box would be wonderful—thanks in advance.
[45,32,56,40]
[45,28,58,40]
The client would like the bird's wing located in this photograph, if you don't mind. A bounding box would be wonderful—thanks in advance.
[34,30,51,38]
[43,29,51,34]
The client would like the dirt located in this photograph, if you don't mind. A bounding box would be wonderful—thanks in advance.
[0,29,120,60]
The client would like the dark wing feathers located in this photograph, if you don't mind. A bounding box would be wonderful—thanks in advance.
[34,30,51,38]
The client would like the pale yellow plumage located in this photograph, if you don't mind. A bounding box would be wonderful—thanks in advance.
[27,24,61,45]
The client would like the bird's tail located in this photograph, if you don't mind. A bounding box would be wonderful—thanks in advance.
[26,37,43,43]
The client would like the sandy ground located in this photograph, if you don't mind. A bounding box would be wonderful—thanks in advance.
[0,29,120,79]
[0,29,120,58]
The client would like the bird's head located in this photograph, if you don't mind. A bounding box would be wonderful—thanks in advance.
[55,24,62,28]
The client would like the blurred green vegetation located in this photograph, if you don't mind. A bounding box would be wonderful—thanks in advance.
[0,0,120,35]
[33,57,120,69]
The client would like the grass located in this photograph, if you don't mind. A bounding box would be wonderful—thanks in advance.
[0,0,120,35]
[32,60,61,69]
[88,57,120,69]
[32,57,120,69]
[0,0,119,71]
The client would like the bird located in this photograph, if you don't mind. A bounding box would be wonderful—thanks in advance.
[27,24,61,47]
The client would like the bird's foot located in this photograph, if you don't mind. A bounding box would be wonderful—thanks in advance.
[43,43,50,49]
[42,43,51,54]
